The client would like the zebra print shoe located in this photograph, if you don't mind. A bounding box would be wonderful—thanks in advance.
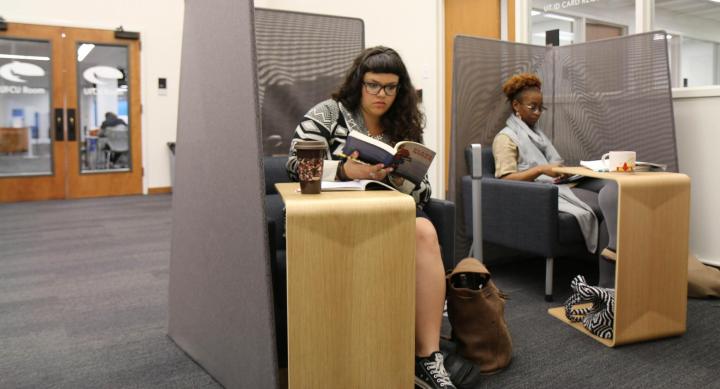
[564,275,615,339]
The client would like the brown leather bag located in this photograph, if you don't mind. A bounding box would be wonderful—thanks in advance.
[446,257,512,374]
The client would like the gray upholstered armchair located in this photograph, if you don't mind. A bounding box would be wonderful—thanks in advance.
[461,145,599,301]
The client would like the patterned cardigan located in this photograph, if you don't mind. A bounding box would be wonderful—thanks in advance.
[286,99,432,209]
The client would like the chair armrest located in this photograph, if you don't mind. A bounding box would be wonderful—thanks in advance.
[480,178,559,256]
[264,156,291,195]
[425,198,456,271]
[265,194,286,250]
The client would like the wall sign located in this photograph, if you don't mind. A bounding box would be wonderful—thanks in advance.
[543,0,602,12]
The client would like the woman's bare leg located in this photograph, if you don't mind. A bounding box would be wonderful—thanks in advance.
[415,217,447,356]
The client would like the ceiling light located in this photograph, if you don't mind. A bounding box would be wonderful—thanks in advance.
[0,61,45,82]
[543,13,576,22]
[0,54,50,61]
[77,44,95,62]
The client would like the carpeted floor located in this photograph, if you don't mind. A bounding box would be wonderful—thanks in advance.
[1,195,718,388]
[0,195,220,389]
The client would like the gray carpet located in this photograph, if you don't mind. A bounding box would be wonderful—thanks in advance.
[0,195,220,389]
[1,195,718,388]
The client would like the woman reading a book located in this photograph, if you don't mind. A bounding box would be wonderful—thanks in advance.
[493,72,619,287]
[286,46,456,389]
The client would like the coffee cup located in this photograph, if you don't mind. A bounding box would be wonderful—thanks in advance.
[295,140,327,194]
[601,151,636,172]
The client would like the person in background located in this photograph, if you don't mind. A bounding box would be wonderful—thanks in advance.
[493,72,618,287]
[286,46,455,389]
[99,112,128,167]
[99,112,127,137]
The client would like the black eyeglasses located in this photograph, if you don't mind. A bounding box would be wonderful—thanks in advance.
[363,81,399,96]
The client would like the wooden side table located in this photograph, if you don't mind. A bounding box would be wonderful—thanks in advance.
[276,183,416,386]
[548,168,691,347]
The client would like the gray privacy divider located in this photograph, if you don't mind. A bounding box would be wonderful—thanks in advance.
[168,1,277,388]
[550,33,677,170]
[449,32,677,260]
[255,9,364,156]
[449,36,547,259]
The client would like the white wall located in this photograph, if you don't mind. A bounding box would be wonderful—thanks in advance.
[681,38,716,87]
[3,0,185,191]
[673,90,720,267]
[254,0,444,196]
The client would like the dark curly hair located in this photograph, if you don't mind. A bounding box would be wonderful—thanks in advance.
[332,46,425,144]
[502,73,542,107]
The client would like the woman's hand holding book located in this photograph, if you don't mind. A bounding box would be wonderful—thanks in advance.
[341,151,393,181]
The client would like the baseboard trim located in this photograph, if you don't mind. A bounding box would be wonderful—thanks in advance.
[148,187,172,194]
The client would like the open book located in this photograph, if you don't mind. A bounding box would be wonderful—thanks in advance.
[343,131,435,186]
[553,174,586,185]
[580,160,668,172]
[321,179,396,192]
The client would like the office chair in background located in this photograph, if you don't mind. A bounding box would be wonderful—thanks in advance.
[104,124,129,168]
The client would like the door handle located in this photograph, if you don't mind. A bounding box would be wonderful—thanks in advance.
[67,108,77,141]
[54,108,64,141]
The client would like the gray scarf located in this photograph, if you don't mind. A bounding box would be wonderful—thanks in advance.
[500,114,598,253]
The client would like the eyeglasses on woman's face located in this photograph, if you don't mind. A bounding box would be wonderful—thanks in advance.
[523,103,547,113]
[363,81,399,96]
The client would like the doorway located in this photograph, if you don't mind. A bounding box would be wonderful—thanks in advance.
[0,23,142,202]
[444,0,504,185]
[586,22,624,42]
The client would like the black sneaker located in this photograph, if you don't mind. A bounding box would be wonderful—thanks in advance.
[442,352,482,389]
[415,351,456,389]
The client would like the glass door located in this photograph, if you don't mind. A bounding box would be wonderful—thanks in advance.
[0,24,66,202]
[0,23,142,202]
[63,27,142,199]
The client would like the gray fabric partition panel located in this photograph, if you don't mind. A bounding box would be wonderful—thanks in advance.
[254,9,364,156]
[449,36,547,258]
[449,32,678,261]
[550,32,678,171]
[168,1,277,388]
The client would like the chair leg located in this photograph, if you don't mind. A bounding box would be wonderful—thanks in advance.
[545,257,554,302]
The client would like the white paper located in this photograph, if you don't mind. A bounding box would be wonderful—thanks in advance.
[320,180,396,192]
[321,180,364,191]
[580,160,608,172]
